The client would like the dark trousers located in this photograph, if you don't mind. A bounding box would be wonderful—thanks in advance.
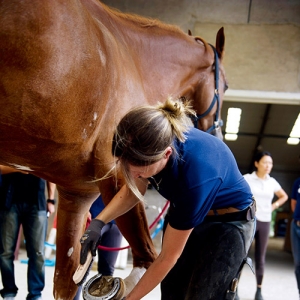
[161,217,255,300]
[254,220,270,286]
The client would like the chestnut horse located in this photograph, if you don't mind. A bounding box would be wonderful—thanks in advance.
[0,1,227,299]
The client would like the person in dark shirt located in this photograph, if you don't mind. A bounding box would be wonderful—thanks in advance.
[0,166,56,300]
[291,177,300,300]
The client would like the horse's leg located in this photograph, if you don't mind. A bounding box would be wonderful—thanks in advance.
[100,181,157,269]
[53,188,99,300]
[114,203,157,268]
[101,185,157,295]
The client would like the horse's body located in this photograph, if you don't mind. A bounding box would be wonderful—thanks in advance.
[0,1,226,299]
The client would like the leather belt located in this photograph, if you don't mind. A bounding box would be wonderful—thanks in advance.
[204,200,256,222]
[207,207,240,216]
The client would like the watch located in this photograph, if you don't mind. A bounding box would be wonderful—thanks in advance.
[47,199,56,205]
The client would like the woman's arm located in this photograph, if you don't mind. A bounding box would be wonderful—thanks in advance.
[272,188,288,211]
[126,223,193,300]
[46,182,57,215]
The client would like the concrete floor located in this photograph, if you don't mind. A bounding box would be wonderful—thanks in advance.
[1,189,299,299]
[1,237,298,299]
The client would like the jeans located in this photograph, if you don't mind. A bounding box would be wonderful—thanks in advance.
[291,220,300,293]
[0,202,47,300]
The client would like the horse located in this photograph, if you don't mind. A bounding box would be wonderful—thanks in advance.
[0,1,227,299]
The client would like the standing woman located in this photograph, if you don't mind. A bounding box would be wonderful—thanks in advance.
[243,151,288,300]
[80,97,256,300]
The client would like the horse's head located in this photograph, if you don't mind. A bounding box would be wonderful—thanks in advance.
[187,27,227,139]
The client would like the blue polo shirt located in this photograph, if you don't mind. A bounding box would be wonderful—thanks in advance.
[148,128,253,230]
[291,177,300,221]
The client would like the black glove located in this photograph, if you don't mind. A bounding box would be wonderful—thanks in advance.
[80,219,105,265]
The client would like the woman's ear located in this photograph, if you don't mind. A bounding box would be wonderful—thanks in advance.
[164,147,173,159]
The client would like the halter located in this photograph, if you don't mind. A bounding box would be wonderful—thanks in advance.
[192,45,223,133]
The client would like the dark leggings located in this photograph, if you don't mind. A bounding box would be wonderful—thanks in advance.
[254,220,270,286]
[96,222,123,276]
[161,216,255,300]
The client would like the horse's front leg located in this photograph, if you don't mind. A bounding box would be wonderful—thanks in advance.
[101,181,158,295]
[114,202,158,295]
[115,202,157,268]
[53,188,99,300]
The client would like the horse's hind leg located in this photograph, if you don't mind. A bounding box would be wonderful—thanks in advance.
[53,188,99,300]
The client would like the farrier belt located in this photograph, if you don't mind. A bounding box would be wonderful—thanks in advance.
[207,207,240,216]
[205,200,256,222]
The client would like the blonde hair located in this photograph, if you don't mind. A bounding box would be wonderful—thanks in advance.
[112,97,195,200]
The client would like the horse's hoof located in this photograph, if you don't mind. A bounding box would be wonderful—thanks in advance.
[83,273,125,300]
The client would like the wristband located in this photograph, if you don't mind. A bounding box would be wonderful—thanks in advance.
[47,199,56,205]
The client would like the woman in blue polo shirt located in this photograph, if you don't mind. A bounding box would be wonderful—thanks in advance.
[80,97,256,300]
[291,177,300,299]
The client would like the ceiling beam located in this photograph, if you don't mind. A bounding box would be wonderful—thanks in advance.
[224,89,300,105]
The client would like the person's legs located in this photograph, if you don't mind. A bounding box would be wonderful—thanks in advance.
[97,223,122,276]
[254,221,270,285]
[253,220,270,299]
[21,204,47,300]
[161,218,255,300]
[0,204,21,298]
[291,221,300,295]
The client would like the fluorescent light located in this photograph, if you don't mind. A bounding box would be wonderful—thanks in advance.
[287,113,300,145]
[287,138,299,145]
[225,108,242,141]
[225,133,238,141]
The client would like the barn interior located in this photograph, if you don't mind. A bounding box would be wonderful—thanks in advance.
[100,0,300,242]
[3,1,300,299]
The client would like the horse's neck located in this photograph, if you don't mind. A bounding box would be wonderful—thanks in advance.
[95,2,211,99]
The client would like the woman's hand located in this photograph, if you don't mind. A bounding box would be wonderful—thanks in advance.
[126,224,193,299]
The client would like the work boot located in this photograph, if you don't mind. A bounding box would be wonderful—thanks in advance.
[254,287,264,300]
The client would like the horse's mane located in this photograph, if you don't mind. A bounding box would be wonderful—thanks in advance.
[101,2,185,35]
